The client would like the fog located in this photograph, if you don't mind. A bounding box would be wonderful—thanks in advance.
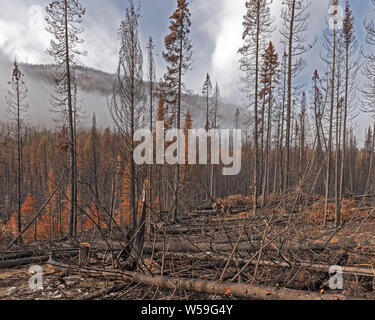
[0,53,112,130]
[0,52,241,133]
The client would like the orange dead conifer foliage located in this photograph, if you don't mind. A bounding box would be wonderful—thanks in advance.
[7,213,19,238]
[39,185,70,238]
[60,201,70,235]
[20,194,36,242]
[117,162,132,227]
[217,194,253,209]
[156,93,166,123]
[307,199,370,224]
[115,162,146,228]
[151,195,164,213]
[83,202,106,232]
[37,212,51,240]
[37,171,67,240]
[44,169,58,237]
[7,193,36,243]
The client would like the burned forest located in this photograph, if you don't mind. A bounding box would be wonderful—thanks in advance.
[2,0,375,304]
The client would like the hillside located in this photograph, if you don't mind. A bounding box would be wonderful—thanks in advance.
[9,62,242,130]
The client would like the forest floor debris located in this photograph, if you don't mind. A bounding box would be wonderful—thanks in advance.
[2,196,375,300]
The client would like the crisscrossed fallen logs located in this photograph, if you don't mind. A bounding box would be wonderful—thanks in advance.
[159,251,375,278]
[139,239,359,255]
[47,257,361,300]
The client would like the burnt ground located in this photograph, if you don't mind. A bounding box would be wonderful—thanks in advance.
[1,195,375,300]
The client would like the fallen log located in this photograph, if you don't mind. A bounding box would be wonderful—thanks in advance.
[0,250,79,269]
[0,248,79,262]
[0,255,50,269]
[47,258,360,300]
[142,239,358,255]
[161,252,375,278]
[0,251,34,261]
[94,238,359,256]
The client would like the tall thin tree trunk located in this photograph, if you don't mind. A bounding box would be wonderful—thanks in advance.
[64,0,76,237]
[262,87,272,207]
[253,2,261,211]
[130,26,137,231]
[324,26,336,228]
[279,55,287,194]
[16,79,22,235]
[172,18,184,223]
[284,0,296,194]
[339,42,350,227]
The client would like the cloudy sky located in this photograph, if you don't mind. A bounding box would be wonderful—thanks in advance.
[0,0,373,135]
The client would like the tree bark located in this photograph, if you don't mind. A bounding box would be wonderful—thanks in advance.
[324,25,336,228]
[284,0,296,194]
[47,258,359,300]
[64,0,76,237]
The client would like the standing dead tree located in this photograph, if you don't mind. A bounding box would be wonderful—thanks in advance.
[310,70,326,195]
[280,0,314,193]
[259,42,280,207]
[335,0,358,226]
[5,60,29,234]
[212,83,222,130]
[360,0,375,199]
[202,73,213,200]
[109,0,145,268]
[45,0,86,237]
[322,0,340,227]
[162,0,193,223]
[210,82,222,199]
[239,0,273,211]
[146,36,156,222]
[202,73,212,132]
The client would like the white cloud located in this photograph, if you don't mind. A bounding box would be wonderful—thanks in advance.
[80,0,122,73]
[0,2,51,64]
[205,1,339,105]
[0,0,121,72]
[211,0,245,103]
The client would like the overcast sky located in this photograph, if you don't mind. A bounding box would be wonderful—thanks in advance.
[0,0,373,135]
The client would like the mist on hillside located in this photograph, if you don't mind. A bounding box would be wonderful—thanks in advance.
[0,52,241,132]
